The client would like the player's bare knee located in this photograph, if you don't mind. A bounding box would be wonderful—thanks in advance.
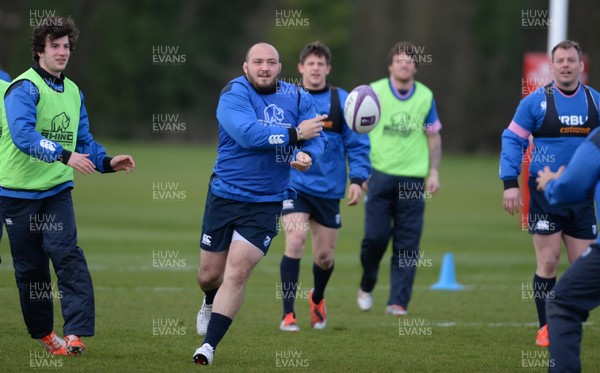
[199,270,222,289]
[285,233,307,257]
[224,268,252,288]
[536,259,559,277]
[285,243,304,258]
[314,249,334,268]
[315,256,333,269]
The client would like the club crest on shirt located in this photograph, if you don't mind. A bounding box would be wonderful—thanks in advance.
[264,235,272,247]
[258,104,291,128]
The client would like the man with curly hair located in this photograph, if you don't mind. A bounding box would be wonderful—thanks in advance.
[0,16,135,356]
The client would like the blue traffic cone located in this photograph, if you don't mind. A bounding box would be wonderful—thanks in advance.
[430,252,464,291]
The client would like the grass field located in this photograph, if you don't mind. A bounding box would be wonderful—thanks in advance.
[1,142,599,372]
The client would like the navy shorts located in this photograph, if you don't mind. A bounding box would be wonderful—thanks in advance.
[527,178,597,239]
[200,191,281,255]
[281,191,341,229]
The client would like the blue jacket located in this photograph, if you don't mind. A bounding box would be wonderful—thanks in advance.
[1,65,113,199]
[0,69,10,82]
[544,126,600,243]
[500,83,600,188]
[211,76,326,202]
[291,85,370,199]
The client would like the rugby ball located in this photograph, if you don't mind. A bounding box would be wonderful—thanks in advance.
[344,85,381,134]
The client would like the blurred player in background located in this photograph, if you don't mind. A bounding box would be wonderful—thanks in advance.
[358,41,442,316]
[500,40,599,347]
[193,43,327,365]
[278,41,370,332]
[0,67,10,257]
[536,126,600,372]
[0,16,135,356]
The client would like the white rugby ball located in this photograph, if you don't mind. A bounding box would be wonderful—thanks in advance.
[344,85,381,134]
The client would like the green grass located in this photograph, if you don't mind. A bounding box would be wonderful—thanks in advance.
[1,142,599,372]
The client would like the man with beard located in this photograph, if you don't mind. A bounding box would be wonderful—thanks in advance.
[357,41,442,316]
[193,43,327,365]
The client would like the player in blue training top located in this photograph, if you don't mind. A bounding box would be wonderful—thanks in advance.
[0,67,9,256]
[0,67,10,83]
[277,41,370,332]
[500,40,600,347]
[193,43,327,366]
[536,127,600,372]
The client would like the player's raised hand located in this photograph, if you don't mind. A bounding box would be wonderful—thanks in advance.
[67,152,96,175]
[297,114,327,140]
[291,151,312,172]
[110,155,136,174]
[347,183,362,206]
[503,187,522,215]
[536,165,565,192]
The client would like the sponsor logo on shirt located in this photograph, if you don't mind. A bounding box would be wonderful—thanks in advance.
[558,115,588,126]
[40,112,74,145]
[269,134,285,144]
[556,113,592,135]
[39,139,56,152]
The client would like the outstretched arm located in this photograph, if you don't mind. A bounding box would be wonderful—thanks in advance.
[73,90,135,174]
[110,155,135,174]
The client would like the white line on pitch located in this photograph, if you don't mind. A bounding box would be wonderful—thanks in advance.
[433,321,594,327]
